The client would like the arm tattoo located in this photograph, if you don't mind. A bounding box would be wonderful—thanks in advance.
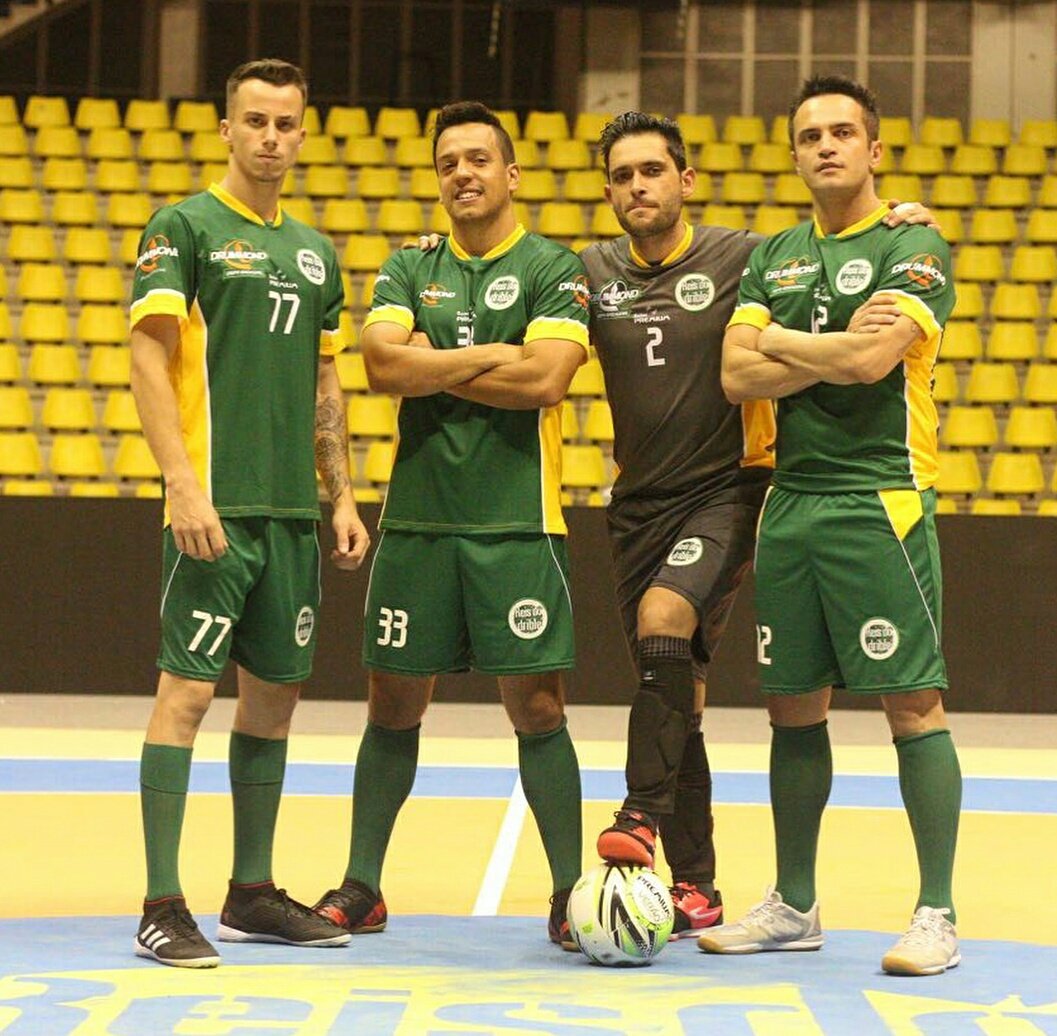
[314,395,351,502]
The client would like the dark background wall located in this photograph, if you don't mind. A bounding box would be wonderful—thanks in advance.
[1,499,1052,712]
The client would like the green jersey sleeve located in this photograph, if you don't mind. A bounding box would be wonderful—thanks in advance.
[875,226,955,337]
[129,205,196,330]
[320,241,346,355]
[524,247,590,350]
[727,246,771,330]
[362,249,415,334]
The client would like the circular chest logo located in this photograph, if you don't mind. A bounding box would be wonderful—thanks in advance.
[297,248,326,285]
[675,273,715,312]
[485,275,520,310]
[508,598,548,640]
[835,259,873,295]
[667,537,703,567]
[294,606,315,647]
[860,617,899,660]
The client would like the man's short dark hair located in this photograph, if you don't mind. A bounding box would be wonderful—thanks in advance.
[599,111,687,178]
[225,59,308,119]
[432,101,515,166]
[788,74,880,145]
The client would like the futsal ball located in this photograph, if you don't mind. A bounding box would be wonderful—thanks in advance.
[566,863,675,966]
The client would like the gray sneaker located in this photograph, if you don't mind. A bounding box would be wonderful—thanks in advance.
[882,906,960,975]
[697,887,823,954]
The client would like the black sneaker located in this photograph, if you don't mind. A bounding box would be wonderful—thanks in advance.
[217,882,351,946]
[313,879,388,933]
[548,887,577,951]
[596,808,657,867]
[135,896,221,968]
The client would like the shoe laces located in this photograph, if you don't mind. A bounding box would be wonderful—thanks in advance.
[163,901,201,938]
[613,808,655,831]
[741,888,786,925]
[901,907,953,946]
[670,882,700,904]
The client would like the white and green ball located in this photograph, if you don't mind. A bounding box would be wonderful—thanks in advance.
[567,864,675,966]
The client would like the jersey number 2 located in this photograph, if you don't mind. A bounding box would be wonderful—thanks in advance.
[645,326,665,367]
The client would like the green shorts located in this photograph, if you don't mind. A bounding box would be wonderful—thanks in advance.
[362,530,575,675]
[754,486,947,695]
[158,516,321,684]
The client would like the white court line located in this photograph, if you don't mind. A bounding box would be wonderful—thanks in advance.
[472,776,528,916]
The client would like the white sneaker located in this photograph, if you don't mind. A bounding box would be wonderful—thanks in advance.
[697,887,823,954]
[882,906,960,976]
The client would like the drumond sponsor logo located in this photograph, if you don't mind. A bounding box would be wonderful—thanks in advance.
[136,235,178,274]
[764,257,820,290]
[210,239,269,269]
[419,283,456,306]
[592,278,641,315]
[891,253,947,287]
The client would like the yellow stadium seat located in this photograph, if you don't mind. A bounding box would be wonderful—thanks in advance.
[124,99,170,132]
[537,202,584,238]
[561,444,607,489]
[513,138,541,168]
[772,173,811,206]
[27,343,79,385]
[748,142,791,174]
[546,138,592,170]
[146,162,192,196]
[1017,120,1057,148]
[1004,406,1057,450]
[516,168,558,202]
[563,168,605,202]
[4,478,54,496]
[22,305,70,345]
[407,167,439,201]
[879,117,912,148]
[948,144,997,177]
[686,173,713,204]
[523,111,569,143]
[300,106,321,136]
[919,117,963,148]
[0,344,22,383]
[940,322,982,361]
[101,389,141,433]
[991,283,1040,320]
[303,166,348,198]
[929,175,976,208]
[0,96,18,125]
[1024,209,1057,244]
[878,174,923,202]
[969,119,1011,148]
[24,95,70,129]
[51,191,99,226]
[68,480,118,497]
[87,127,134,160]
[188,131,227,164]
[954,244,1004,282]
[376,199,424,235]
[677,114,717,146]
[354,440,389,486]
[106,192,153,228]
[41,156,87,191]
[986,323,1038,362]
[94,159,140,193]
[41,388,95,432]
[700,204,746,230]
[134,481,163,498]
[492,110,521,141]
[78,304,127,344]
[589,204,623,237]
[374,107,420,140]
[0,386,33,428]
[343,234,392,272]
[321,198,369,234]
[722,115,765,145]
[969,209,1017,244]
[721,172,765,204]
[987,451,1044,495]
[982,175,1031,209]
[298,135,338,166]
[74,97,120,131]
[6,225,56,262]
[583,400,614,442]
[359,274,377,308]
[86,345,131,387]
[356,167,399,199]
[941,405,997,448]
[324,105,369,140]
[698,142,742,172]
[173,100,218,134]
[874,148,896,175]
[429,202,452,235]
[768,114,789,145]
[18,262,66,302]
[279,197,315,226]
[0,156,32,188]
[567,357,605,396]
[573,112,610,143]
[935,450,981,494]
[1038,499,1057,516]
[0,188,43,223]
[114,227,140,265]
[752,205,800,236]
[393,136,434,168]
[0,124,28,156]
[0,432,43,476]
[900,144,945,175]
[950,281,983,319]
[64,227,111,265]
[113,434,161,479]
[334,352,369,393]
[1044,327,1057,361]
[0,302,9,339]
[49,433,106,479]
[138,129,183,162]
[964,362,1019,405]
[971,498,1022,516]
[347,395,396,438]
[1009,245,1057,283]
[930,209,964,243]
[1002,144,1046,176]
[560,400,579,441]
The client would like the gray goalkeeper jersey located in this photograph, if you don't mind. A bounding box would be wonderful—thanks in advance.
[581,223,774,502]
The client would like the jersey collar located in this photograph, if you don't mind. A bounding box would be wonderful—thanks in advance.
[629,221,693,268]
[449,223,526,261]
[208,182,284,227]
[813,202,888,239]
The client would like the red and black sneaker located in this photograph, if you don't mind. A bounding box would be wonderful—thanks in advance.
[670,882,723,938]
[548,887,577,951]
[313,879,388,933]
[596,809,657,867]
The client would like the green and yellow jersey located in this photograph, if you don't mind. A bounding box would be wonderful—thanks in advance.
[129,184,346,521]
[729,204,954,492]
[364,225,590,535]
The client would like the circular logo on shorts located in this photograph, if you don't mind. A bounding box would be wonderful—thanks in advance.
[835,258,873,295]
[294,606,315,647]
[508,598,548,640]
[485,275,520,310]
[296,248,326,285]
[860,617,899,660]
[667,537,703,566]
[675,273,715,312]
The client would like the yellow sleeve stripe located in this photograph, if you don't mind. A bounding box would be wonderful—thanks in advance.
[363,304,414,333]
[727,302,771,331]
[320,327,345,356]
[129,288,188,330]
[525,316,590,354]
[889,290,941,339]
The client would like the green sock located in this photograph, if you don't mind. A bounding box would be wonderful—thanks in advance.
[229,731,288,886]
[771,721,832,913]
[518,718,583,893]
[345,723,420,893]
[895,728,961,922]
[140,743,192,901]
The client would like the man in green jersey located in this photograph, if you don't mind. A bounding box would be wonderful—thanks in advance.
[129,59,370,968]
[312,101,589,948]
[698,76,961,977]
